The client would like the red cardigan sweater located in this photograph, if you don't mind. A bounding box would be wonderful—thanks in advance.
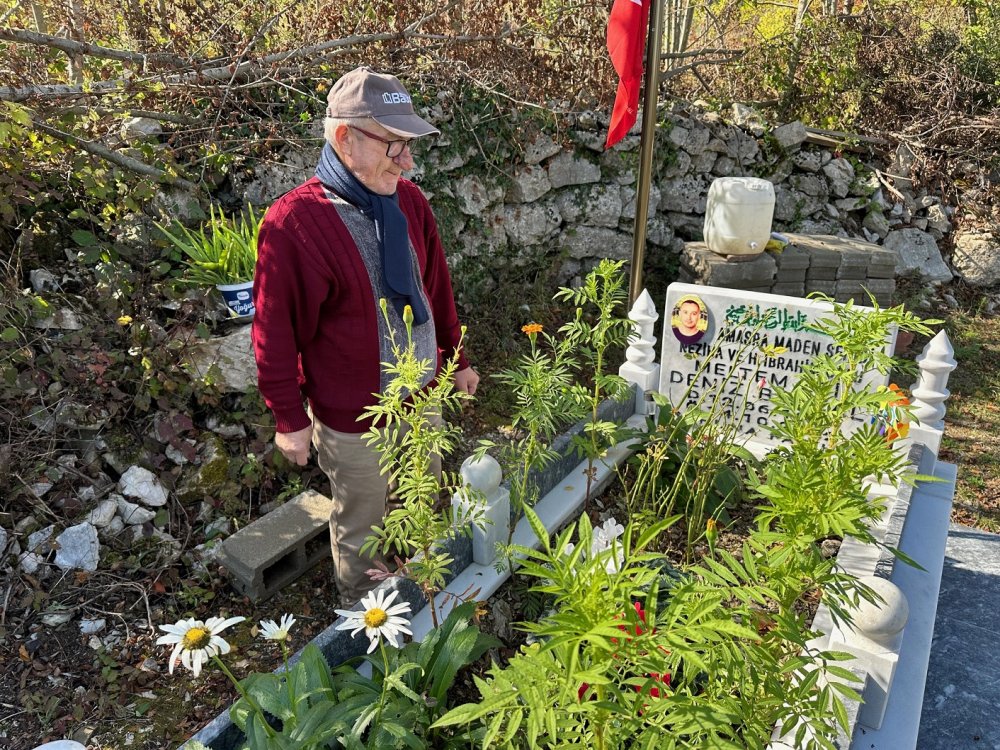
[251,177,468,434]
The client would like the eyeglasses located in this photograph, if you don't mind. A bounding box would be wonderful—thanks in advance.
[350,125,413,158]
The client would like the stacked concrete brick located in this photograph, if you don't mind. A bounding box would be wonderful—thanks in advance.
[678,233,896,306]
[217,490,334,601]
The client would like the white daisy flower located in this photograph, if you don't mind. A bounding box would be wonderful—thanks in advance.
[334,589,412,654]
[259,613,297,643]
[156,615,245,677]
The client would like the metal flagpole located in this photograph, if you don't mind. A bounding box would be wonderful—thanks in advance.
[628,0,666,305]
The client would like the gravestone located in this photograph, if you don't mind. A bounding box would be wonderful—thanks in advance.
[657,282,895,448]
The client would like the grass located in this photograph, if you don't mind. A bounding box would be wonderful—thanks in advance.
[935,306,1000,531]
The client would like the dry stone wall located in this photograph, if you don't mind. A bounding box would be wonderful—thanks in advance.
[235,103,964,295]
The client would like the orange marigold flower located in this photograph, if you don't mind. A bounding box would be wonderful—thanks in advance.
[521,323,543,335]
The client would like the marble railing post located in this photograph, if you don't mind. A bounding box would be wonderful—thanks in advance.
[451,454,509,566]
[907,330,957,460]
[619,288,660,415]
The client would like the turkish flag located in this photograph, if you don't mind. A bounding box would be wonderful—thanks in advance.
[605,0,650,149]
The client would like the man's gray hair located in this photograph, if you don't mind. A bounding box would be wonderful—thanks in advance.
[323,115,370,146]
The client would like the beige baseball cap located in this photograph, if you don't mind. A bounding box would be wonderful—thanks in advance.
[325,66,440,138]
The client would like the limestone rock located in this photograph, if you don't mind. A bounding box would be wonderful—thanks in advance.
[182,324,257,392]
[29,269,60,292]
[620,183,660,221]
[502,203,561,246]
[952,232,1000,287]
[658,175,707,214]
[233,148,318,206]
[176,435,233,505]
[54,522,100,572]
[119,466,168,507]
[772,120,808,150]
[523,133,562,165]
[33,308,83,330]
[557,226,632,261]
[206,416,247,440]
[793,151,823,173]
[100,516,125,539]
[116,496,156,525]
[20,525,54,574]
[455,175,502,215]
[925,204,953,234]
[862,210,891,240]
[547,151,601,188]
[884,228,952,283]
[121,117,163,143]
[822,158,855,198]
[506,165,552,203]
[86,499,119,528]
[554,184,622,227]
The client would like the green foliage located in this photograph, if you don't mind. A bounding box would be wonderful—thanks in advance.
[361,302,477,622]
[230,603,498,750]
[157,204,263,286]
[554,259,635,495]
[435,509,861,749]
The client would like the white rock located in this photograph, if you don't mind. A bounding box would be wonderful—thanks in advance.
[181,325,257,393]
[26,525,55,555]
[952,231,1000,287]
[33,308,83,330]
[165,441,196,466]
[30,482,53,498]
[206,416,247,440]
[29,268,60,292]
[204,517,231,539]
[86,499,119,528]
[101,516,125,539]
[547,151,601,188]
[523,133,562,165]
[116,497,156,525]
[884,228,952,283]
[54,523,100,572]
[119,466,168,507]
[772,120,808,149]
[80,618,107,635]
[42,610,75,626]
[121,116,163,143]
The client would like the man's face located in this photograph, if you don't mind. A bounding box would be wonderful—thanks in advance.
[339,122,415,196]
[679,302,700,333]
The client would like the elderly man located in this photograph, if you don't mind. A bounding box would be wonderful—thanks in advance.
[251,66,479,604]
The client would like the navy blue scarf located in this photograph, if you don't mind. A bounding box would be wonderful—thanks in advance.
[315,143,429,325]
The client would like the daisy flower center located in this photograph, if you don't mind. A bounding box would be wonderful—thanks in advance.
[364,608,388,628]
[182,626,211,650]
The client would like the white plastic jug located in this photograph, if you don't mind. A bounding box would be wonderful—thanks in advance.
[703,177,775,257]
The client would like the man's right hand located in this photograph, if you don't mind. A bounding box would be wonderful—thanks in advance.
[275,426,313,466]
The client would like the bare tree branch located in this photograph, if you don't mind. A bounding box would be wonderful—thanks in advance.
[31,119,201,193]
[0,7,481,103]
[0,27,190,68]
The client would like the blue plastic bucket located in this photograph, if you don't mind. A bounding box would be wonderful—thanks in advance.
[216,281,255,318]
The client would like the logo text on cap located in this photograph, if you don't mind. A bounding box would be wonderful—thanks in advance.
[382,92,412,105]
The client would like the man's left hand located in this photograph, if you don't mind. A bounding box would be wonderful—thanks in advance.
[455,366,480,396]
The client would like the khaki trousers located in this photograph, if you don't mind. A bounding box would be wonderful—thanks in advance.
[312,416,441,605]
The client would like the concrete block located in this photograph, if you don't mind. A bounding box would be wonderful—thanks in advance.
[768,243,811,270]
[861,278,895,304]
[835,279,867,303]
[837,251,871,280]
[771,282,806,297]
[868,263,897,280]
[774,267,807,283]
[805,266,839,281]
[217,490,334,601]
[805,279,837,297]
[681,242,776,286]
